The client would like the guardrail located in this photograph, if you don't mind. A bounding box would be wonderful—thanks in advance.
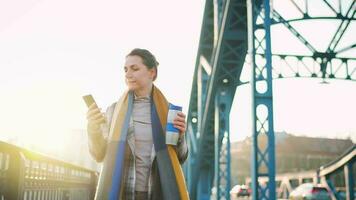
[0,141,98,200]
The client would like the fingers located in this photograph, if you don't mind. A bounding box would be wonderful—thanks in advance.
[87,107,101,117]
[176,112,186,119]
[86,104,106,125]
[86,105,102,119]
[173,112,186,134]
[90,112,105,121]
[87,113,104,123]
[174,112,186,122]
[173,123,186,134]
[173,120,185,127]
[90,117,106,125]
[173,121,186,132]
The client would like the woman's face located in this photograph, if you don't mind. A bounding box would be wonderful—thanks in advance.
[124,55,156,93]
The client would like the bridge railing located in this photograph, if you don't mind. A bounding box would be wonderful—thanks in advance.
[0,141,98,200]
[246,144,355,200]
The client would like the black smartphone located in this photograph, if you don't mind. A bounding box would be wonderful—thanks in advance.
[82,94,97,108]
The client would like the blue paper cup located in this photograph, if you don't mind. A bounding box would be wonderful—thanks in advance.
[166,103,182,145]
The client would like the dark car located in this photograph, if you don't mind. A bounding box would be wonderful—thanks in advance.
[289,183,331,200]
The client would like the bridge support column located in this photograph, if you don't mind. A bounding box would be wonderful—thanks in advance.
[213,88,231,200]
[344,162,354,200]
[247,0,276,199]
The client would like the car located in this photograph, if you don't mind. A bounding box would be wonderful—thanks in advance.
[230,184,251,197]
[289,183,331,200]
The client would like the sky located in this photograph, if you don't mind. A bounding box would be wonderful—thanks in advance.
[0,0,355,155]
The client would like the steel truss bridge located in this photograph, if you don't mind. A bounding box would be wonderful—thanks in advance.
[184,0,356,200]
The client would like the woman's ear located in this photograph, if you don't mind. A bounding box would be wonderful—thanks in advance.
[151,68,157,80]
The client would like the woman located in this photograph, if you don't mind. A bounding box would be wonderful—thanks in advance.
[86,48,189,200]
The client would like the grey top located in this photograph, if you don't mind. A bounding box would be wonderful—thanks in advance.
[131,95,153,192]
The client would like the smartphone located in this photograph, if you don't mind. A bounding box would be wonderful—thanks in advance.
[82,94,97,108]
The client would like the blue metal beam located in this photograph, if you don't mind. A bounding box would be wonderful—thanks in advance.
[214,88,231,200]
[272,10,317,54]
[186,0,214,196]
[344,161,355,200]
[187,0,247,198]
[324,176,342,200]
[248,0,276,199]
[327,1,356,52]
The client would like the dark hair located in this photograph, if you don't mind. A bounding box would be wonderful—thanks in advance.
[126,48,159,80]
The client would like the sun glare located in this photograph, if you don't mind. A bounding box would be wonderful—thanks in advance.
[0,80,87,154]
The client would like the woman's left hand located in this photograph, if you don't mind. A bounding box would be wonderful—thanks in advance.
[173,112,186,136]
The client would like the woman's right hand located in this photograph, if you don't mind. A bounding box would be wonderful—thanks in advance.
[86,103,106,135]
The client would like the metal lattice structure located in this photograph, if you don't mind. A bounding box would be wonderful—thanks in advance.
[185,0,356,199]
[248,0,276,199]
[184,0,247,199]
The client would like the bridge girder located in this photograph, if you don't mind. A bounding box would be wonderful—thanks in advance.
[185,0,356,200]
